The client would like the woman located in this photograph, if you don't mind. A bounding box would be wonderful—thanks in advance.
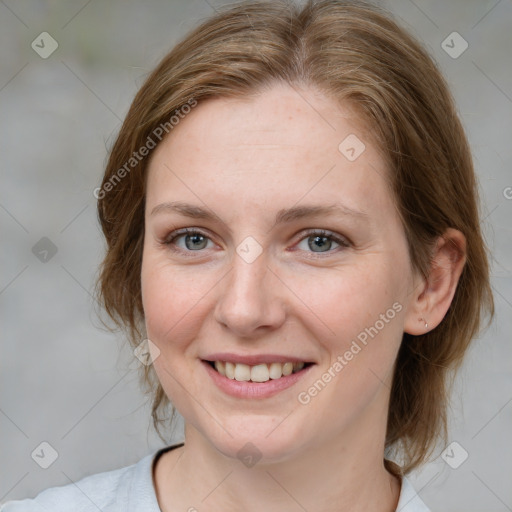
[1,0,494,510]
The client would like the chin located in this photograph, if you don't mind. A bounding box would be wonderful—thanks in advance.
[197,414,311,466]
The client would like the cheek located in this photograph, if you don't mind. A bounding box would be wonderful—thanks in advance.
[140,252,224,363]
[290,265,406,427]
[290,260,402,340]
[141,255,200,345]
[140,256,210,409]
[288,257,407,408]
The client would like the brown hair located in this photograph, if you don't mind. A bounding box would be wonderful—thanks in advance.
[95,0,494,474]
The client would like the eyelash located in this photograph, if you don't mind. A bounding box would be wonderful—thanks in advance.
[162,227,350,258]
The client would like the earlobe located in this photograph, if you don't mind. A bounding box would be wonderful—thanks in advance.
[404,228,467,336]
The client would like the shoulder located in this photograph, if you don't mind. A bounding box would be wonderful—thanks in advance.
[0,464,132,512]
[396,477,431,512]
[0,448,165,512]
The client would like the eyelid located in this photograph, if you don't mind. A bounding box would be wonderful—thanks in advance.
[297,228,350,248]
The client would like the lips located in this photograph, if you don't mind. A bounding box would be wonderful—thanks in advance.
[207,360,309,382]
[202,352,314,381]
[202,358,314,399]
[200,352,315,397]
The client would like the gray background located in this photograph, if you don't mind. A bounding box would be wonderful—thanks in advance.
[1,0,511,510]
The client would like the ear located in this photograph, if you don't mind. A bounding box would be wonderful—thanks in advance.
[404,228,467,335]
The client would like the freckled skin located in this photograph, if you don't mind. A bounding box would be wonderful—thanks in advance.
[142,83,423,511]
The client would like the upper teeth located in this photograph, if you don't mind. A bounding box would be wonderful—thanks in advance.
[213,361,305,382]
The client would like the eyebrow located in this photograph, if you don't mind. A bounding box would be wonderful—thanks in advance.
[150,201,369,228]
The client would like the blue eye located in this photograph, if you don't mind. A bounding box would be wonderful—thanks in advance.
[296,229,349,254]
[165,229,214,251]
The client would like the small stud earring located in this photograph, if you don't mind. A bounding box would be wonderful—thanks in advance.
[423,318,428,329]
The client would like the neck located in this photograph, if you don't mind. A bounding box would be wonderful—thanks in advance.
[155,416,401,512]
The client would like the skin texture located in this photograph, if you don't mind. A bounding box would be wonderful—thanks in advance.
[141,82,466,511]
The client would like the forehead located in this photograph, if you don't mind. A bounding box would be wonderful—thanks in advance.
[145,83,393,220]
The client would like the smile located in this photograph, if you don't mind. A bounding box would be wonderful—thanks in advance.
[202,359,315,399]
[208,360,308,382]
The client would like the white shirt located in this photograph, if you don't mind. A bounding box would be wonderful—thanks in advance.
[0,443,430,511]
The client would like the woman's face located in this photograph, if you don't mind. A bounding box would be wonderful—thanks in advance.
[141,83,420,462]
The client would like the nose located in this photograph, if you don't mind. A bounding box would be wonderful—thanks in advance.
[213,250,287,338]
